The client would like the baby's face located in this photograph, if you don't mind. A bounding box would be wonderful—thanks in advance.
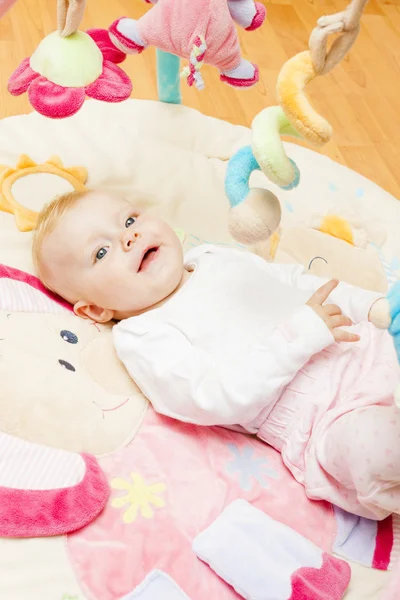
[40,191,185,321]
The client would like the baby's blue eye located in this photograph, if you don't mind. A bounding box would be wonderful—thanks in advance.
[96,247,107,261]
[125,217,136,228]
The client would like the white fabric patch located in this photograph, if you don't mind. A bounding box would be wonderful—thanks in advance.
[117,19,147,47]
[227,0,256,27]
[222,59,255,79]
[0,432,85,490]
[0,279,69,314]
[122,570,191,600]
[193,499,323,599]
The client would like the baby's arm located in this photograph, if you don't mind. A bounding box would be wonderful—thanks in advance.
[113,308,333,428]
[256,260,384,325]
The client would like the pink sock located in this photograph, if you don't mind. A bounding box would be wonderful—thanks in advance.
[227,0,266,31]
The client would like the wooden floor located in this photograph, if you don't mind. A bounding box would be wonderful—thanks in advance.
[1,0,400,197]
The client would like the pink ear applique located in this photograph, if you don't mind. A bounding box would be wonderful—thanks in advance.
[0,432,109,537]
[0,263,73,313]
[0,264,108,536]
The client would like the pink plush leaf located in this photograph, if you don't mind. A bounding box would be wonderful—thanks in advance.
[86,28,126,64]
[85,60,132,102]
[8,57,40,96]
[28,77,85,119]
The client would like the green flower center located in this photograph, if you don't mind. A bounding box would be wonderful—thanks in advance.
[30,31,103,88]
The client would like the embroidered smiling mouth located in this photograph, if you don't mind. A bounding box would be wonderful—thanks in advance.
[139,247,159,271]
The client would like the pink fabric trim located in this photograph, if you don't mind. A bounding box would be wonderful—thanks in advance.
[0,264,73,312]
[245,2,266,32]
[290,552,351,599]
[220,64,259,88]
[86,60,132,102]
[86,28,127,64]
[28,76,85,118]
[109,18,146,54]
[0,454,109,538]
[8,57,40,96]
[373,515,394,570]
[389,515,400,569]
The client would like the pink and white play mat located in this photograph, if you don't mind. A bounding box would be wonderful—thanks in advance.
[1,99,400,599]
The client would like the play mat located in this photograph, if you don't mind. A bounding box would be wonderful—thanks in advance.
[0,98,400,599]
[2,0,400,597]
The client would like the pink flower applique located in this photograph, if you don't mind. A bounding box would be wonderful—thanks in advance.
[8,29,132,119]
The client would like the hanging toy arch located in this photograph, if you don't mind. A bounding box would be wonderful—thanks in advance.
[108,0,266,95]
[8,0,267,117]
[224,0,369,245]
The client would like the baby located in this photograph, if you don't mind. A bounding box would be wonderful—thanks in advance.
[33,189,400,521]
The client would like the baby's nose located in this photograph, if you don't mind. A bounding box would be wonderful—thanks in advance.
[123,231,140,251]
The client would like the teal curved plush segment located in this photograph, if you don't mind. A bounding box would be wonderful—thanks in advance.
[387,280,400,361]
[282,159,300,190]
[225,146,260,209]
[156,50,181,105]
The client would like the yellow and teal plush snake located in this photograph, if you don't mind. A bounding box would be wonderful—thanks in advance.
[225,0,368,245]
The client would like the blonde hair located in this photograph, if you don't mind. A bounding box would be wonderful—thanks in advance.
[32,189,92,284]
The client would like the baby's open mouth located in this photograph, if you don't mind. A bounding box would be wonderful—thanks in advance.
[138,246,159,271]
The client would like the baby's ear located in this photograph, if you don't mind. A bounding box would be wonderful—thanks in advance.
[74,301,114,323]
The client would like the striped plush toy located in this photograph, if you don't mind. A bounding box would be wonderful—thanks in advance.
[109,0,266,90]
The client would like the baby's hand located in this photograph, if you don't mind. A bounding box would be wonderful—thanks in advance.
[306,280,360,343]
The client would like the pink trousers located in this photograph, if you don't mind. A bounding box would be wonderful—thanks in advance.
[259,322,400,520]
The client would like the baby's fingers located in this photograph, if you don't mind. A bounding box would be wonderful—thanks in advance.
[330,314,353,328]
[309,279,339,306]
[325,304,342,317]
[333,329,360,343]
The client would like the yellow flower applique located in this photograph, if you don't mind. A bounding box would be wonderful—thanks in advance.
[111,473,166,523]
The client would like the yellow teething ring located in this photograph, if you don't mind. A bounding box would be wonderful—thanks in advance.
[277,51,333,147]
[0,155,87,232]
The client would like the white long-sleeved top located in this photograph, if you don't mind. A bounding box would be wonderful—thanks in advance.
[113,245,382,430]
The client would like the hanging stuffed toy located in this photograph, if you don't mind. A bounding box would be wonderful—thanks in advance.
[8,0,132,119]
[0,266,109,539]
[109,0,266,89]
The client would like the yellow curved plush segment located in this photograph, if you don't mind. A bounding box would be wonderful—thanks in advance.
[319,215,354,245]
[251,106,301,188]
[277,51,333,147]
